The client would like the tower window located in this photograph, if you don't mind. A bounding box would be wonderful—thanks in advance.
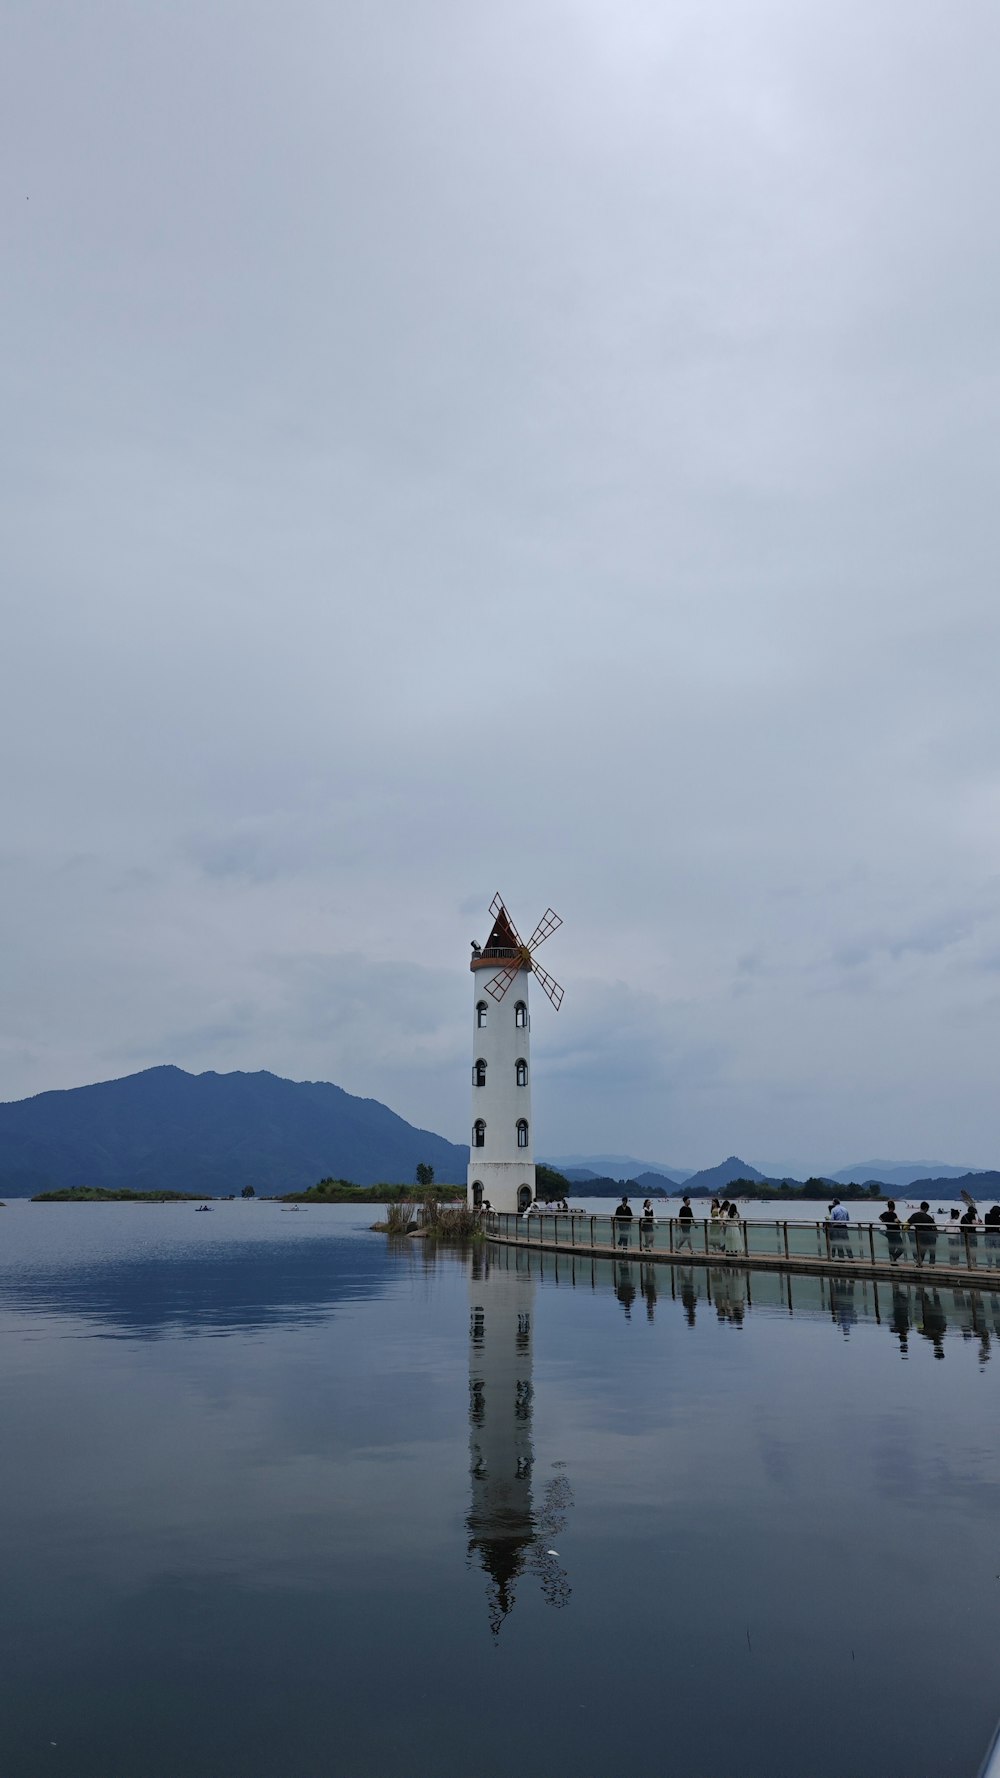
[514,1001,527,1028]
[516,1119,529,1149]
[473,1059,487,1087]
[472,1120,486,1149]
[476,1001,488,1028]
[515,1058,527,1087]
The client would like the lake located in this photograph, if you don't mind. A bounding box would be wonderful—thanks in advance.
[2,1199,999,1778]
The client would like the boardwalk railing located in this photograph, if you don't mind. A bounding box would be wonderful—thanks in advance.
[483,1210,1000,1283]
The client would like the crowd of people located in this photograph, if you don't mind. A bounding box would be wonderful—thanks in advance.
[603,1192,1000,1269]
[874,1198,1000,1266]
[612,1193,746,1255]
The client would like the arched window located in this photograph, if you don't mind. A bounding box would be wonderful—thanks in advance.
[514,1001,527,1028]
[515,1058,527,1087]
[476,1001,488,1028]
[472,1119,486,1149]
[473,1059,487,1087]
[517,1184,532,1213]
[472,1181,484,1208]
[516,1118,529,1149]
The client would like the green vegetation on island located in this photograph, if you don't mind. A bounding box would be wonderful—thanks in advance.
[721,1178,884,1202]
[281,1178,465,1205]
[33,1186,204,1203]
[533,1163,573,1199]
[374,1198,483,1243]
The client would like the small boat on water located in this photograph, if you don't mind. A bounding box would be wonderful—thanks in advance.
[195,1204,212,1213]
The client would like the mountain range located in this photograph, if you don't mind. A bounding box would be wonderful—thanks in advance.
[0,1067,992,1201]
[542,1154,693,1183]
[0,1066,469,1197]
[544,1153,992,1193]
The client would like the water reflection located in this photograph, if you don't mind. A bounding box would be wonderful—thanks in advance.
[466,1249,573,1633]
[495,1244,1000,1364]
[0,1233,387,1337]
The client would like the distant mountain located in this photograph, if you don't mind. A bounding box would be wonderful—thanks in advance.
[682,1155,766,1195]
[632,1172,678,1194]
[830,1160,985,1189]
[0,1066,469,1197]
[541,1154,692,1183]
[904,1170,1000,1201]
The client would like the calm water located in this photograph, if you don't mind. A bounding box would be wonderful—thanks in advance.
[2,1200,1000,1778]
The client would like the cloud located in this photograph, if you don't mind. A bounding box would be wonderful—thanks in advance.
[3,0,1000,1167]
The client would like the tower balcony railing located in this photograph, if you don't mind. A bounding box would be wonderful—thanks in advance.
[471,945,520,966]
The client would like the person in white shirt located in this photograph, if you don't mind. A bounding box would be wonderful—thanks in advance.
[827,1198,853,1260]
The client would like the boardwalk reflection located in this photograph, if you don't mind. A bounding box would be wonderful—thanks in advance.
[484,1242,1000,1364]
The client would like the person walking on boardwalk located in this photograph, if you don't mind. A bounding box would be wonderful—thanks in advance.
[960,1202,980,1268]
[880,1201,905,1265]
[947,1207,962,1266]
[828,1198,853,1261]
[709,1197,724,1251]
[613,1195,633,1249]
[724,1201,742,1258]
[640,1199,655,1251]
[677,1194,695,1253]
[908,1202,938,1267]
[985,1205,1000,1260]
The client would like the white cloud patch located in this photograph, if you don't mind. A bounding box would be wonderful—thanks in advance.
[3,0,1000,1168]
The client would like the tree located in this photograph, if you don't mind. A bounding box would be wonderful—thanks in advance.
[415,1163,434,1187]
[535,1163,571,1201]
[241,1185,255,1199]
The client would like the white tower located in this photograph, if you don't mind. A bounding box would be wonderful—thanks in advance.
[467,894,564,1216]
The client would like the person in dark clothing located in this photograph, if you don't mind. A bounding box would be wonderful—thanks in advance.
[961,1203,980,1268]
[908,1202,938,1267]
[613,1195,633,1249]
[677,1194,695,1252]
[985,1205,1000,1258]
[879,1200,905,1264]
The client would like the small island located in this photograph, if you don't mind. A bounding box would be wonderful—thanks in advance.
[280,1178,465,1205]
[33,1186,205,1203]
[31,1178,468,1205]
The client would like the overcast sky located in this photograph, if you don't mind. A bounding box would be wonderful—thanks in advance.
[4,0,999,1171]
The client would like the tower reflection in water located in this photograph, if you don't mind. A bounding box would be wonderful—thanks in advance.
[467,1249,572,1634]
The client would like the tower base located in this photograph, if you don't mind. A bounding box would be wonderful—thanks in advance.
[468,1162,535,1216]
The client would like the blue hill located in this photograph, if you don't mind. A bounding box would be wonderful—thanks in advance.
[0,1066,469,1197]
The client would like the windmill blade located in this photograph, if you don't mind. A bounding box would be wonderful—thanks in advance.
[484,966,518,1002]
[488,892,525,953]
[526,908,562,953]
[531,962,564,1011]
